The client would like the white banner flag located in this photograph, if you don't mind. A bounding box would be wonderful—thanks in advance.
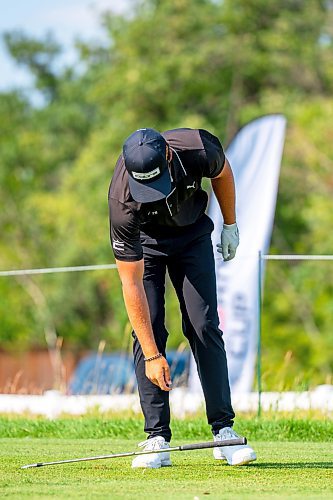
[189,114,286,394]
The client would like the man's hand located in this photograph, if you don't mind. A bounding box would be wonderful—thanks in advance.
[145,356,172,392]
[217,223,239,261]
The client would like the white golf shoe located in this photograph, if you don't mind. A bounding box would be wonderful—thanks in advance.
[213,427,257,466]
[131,436,172,469]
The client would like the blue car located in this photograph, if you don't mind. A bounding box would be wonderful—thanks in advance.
[69,350,190,395]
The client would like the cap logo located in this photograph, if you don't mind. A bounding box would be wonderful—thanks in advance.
[132,167,160,180]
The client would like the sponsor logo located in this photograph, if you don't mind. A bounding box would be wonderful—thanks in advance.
[132,167,160,180]
[113,240,125,251]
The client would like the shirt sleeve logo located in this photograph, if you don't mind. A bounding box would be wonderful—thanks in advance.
[113,240,125,251]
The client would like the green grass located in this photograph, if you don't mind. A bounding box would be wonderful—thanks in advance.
[1,439,332,499]
[0,414,332,441]
[0,416,332,499]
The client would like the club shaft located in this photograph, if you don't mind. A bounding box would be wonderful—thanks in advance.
[21,437,246,469]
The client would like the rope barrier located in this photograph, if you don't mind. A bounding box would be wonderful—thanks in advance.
[262,255,333,261]
[0,264,117,277]
[0,255,332,277]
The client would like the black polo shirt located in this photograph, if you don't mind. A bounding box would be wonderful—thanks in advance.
[108,128,225,261]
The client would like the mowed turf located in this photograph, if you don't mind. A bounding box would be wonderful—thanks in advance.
[0,417,332,499]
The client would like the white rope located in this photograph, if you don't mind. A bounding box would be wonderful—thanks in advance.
[0,264,117,277]
[262,255,333,261]
[1,255,333,277]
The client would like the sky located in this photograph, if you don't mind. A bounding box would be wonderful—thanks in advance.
[0,0,129,90]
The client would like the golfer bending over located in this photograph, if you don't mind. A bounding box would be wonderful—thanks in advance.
[108,127,256,468]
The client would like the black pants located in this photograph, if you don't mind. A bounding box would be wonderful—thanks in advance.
[132,216,235,442]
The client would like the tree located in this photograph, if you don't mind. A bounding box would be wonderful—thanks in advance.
[0,0,332,388]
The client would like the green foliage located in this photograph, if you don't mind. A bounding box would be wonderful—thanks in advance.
[0,414,332,440]
[0,0,332,387]
[4,31,61,100]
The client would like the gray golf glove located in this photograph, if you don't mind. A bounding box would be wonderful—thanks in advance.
[217,223,239,261]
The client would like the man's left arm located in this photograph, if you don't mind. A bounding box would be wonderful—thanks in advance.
[211,158,239,261]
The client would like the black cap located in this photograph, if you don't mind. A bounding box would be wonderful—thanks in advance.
[123,128,171,203]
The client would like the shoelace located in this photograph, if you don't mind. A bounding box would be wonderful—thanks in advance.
[217,428,240,441]
[137,438,164,450]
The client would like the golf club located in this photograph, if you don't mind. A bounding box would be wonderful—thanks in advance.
[21,437,246,469]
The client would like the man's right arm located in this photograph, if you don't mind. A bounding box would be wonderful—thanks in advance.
[116,258,172,392]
